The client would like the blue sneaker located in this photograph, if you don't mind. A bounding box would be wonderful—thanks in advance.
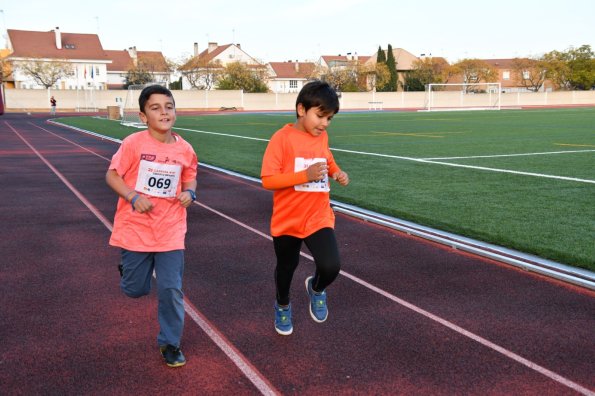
[274,302,293,335]
[305,276,328,323]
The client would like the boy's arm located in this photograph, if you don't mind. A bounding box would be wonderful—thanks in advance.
[177,180,198,208]
[105,169,153,213]
[262,170,308,190]
[262,161,330,190]
[106,169,136,202]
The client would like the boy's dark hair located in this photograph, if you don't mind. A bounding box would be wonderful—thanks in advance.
[138,85,175,113]
[295,80,340,117]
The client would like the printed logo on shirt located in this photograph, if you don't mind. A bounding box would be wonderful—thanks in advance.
[141,154,156,161]
[294,157,330,192]
[135,159,181,197]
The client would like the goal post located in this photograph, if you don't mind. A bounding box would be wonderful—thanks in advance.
[120,82,166,127]
[423,83,501,111]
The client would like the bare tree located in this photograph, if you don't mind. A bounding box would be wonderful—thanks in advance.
[18,59,72,89]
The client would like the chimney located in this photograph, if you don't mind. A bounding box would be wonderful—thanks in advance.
[54,27,62,49]
[128,46,138,67]
[208,42,217,53]
[236,43,241,49]
[294,61,299,72]
[193,42,199,56]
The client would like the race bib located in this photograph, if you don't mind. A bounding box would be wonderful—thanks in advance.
[135,160,181,197]
[294,157,330,192]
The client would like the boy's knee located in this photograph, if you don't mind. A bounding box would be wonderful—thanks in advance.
[319,258,341,277]
[121,283,150,298]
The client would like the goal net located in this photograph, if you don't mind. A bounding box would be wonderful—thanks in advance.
[120,83,166,127]
[423,83,501,111]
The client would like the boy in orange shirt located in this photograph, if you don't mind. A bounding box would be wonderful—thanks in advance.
[261,80,349,335]
[106,85,198,367]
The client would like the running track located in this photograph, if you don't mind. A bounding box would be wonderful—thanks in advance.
[1,113,593,395]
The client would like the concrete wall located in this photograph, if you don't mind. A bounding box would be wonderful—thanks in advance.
[4,88,595,112]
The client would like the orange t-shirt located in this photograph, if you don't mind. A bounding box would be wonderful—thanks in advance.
[261,123,341,238]
[109,130,198,252]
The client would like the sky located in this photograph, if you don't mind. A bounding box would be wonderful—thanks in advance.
[1,0,593,64]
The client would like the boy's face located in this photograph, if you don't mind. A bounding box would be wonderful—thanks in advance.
[295,104,334,137]
[139,93,176,134]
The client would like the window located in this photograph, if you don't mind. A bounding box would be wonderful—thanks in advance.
[289,80,298,89]
[522,71,530,79]
[95,67,100,76]
[503,71,510,80]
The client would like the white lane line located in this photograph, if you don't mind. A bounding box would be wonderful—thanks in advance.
[195,197,594,396]
[11,121,280,396]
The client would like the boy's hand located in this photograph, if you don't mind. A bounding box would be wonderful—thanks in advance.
[133,195,154,213]
[177,190,195,208]
[306,162,328,182]
[332,171,350,186]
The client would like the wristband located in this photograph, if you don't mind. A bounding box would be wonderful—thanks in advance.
[130,194,140,209]
[125,191,136,202]
[184,189,196,201]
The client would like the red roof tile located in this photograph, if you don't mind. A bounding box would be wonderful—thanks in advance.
[269,62,315,78]
[7,29,110,61]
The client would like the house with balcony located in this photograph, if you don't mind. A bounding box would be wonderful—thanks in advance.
[5,27,111,90]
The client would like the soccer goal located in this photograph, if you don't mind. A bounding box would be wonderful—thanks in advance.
[120,83,166,127]
[423,83,501,111]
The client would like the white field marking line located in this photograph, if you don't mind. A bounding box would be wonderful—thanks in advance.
[194,200,595,396]
[331,147,595,184]
[11,122,280,396]
[422,149,595,160]
[171,126,595,184]
[174,126,269,142]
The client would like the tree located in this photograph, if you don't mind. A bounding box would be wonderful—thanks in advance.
[544,45,595,90]
[123,68,153,88]
[511,58,547,92]
[404,57,451,91]
[373,46,390,92]
[376,45,386,63]
[180,56,223,90]
[451,59,498,90]
[18,59,71,89]
[385,44,398,91]
[217,62,268,93]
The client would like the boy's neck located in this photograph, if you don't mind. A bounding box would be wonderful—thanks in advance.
[148,128,175,144]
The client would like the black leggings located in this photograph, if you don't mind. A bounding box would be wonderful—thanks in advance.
[273,227,341,306]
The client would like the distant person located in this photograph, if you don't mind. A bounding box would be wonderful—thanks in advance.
[105,85,198,367]
[50,96,57,115]
[260,80,350,335]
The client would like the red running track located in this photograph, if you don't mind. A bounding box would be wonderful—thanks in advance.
[0,113,593,395]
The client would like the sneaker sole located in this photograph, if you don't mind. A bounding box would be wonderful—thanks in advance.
[165,360,186,368]
[160,347,187,368]
[275,326,293,336]
[305,277,328,323]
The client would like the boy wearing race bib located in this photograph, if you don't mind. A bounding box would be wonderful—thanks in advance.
[261,81,349,335]
[106,85,198,367]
